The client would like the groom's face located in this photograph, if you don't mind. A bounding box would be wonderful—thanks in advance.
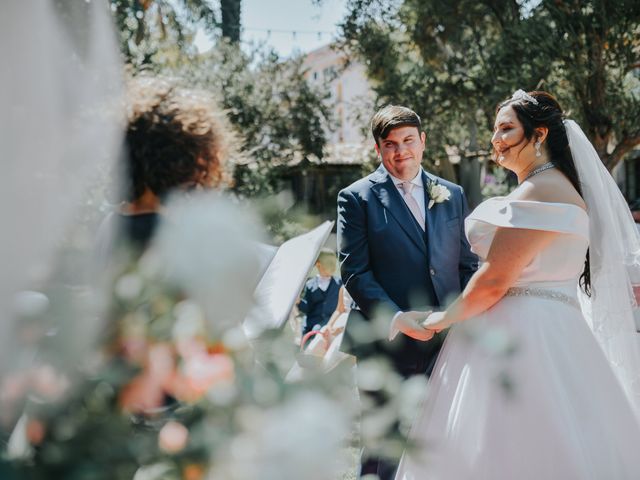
[375,126,426,181]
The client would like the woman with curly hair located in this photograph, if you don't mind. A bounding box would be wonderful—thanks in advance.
[101,75,234,252]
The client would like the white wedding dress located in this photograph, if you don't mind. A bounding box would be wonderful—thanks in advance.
[395,197,640,480]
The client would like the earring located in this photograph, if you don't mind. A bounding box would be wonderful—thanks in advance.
[535,140,542,158]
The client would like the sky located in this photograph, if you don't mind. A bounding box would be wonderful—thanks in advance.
[195,0,348,58]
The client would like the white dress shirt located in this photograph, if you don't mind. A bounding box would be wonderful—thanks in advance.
[317,275,331,291]
[387,169,427,222]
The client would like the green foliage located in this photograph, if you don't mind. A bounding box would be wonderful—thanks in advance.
[338,0,640,172]
[109,0,220,67]
[172,43,332,199]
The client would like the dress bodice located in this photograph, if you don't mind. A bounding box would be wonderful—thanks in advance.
[465,198,589,286]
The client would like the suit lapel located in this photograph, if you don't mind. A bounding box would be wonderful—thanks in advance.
[423,171,435,236]
[423,171,447,260]
[370,167,427,255]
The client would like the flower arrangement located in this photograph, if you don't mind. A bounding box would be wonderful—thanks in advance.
[0,195,430,480]
[0,196,357,480]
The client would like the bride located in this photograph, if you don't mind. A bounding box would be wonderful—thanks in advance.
[395,91,640,479]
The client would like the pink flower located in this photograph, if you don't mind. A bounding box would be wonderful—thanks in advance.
[170,353,234,402]
[147,343,176,385]
[26,419,46,445]
[30,365,70,401]
[119,374,165,414]
[0,372,29,405]
[120,336,149,364]
[158,420,189,453]
[183,464,206,480]
[175,337,208,360]
[119,343,177,414]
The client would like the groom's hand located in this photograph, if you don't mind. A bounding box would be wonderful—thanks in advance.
[395,311,435,341]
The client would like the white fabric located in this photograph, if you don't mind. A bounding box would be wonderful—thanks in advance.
[395,198,640,479]
[565,120,640,416]
[467,198,589,285]
[387,169,427,219]
[317,275,332,292]
[0,1,123,371]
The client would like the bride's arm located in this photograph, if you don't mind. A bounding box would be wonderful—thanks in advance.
[423,226,558,330]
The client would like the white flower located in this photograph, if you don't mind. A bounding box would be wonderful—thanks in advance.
[427,183,452,209]
[151,192,265,334]
[211,392,350,480]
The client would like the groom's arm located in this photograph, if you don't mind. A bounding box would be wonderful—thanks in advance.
[457,188,479,289]
[337,187,400,320]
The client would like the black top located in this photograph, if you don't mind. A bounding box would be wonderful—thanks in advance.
[94,212,160,270]
[118,212,159,251]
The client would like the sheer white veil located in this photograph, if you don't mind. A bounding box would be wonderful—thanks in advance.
[567,119,640,415]
[0,1,123,370]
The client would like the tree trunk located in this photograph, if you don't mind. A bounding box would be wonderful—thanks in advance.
[459,120,483,208]
[605,135,640,172]
[221,0,241,44]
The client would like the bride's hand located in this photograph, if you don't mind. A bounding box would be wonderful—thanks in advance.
[421,311,449,332]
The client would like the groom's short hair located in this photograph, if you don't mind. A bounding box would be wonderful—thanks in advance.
[371,105,422,146]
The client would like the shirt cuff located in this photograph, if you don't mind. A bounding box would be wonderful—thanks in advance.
[389,310,403,341]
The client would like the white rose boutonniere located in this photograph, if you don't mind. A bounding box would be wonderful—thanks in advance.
[427,182,451,209]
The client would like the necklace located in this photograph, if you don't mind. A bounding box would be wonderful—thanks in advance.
[523,162,555,182]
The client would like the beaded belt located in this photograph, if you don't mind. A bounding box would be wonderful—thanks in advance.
[504,287,581,310]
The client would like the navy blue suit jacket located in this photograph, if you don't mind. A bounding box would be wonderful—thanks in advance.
[337,165,478,374]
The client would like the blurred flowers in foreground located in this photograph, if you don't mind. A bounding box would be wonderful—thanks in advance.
[0,195,357,480]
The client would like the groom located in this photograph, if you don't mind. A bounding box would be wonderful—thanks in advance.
[337,105,478,479]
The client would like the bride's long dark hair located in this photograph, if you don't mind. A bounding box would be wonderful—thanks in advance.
[497,91,591,295]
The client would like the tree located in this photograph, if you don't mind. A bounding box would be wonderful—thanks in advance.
[173,43,332,198]
[110,1,331,202]
[337,0,640,174]
[109,0,220,66]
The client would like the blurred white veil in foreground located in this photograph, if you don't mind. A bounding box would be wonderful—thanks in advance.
[0,1,123,369]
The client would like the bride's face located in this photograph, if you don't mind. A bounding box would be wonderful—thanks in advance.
[491,106,535,171]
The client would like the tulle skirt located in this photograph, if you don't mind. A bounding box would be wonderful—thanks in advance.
[395,287,640,480]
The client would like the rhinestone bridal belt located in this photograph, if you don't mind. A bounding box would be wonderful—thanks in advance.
[504,287,581,310]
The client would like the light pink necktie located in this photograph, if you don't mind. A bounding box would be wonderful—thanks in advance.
[399,181,425,230]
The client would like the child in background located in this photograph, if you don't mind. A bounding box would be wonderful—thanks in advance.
[297,248,342,337]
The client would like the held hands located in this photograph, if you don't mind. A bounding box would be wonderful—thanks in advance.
[421,311,449,332]
[396,311,435,341]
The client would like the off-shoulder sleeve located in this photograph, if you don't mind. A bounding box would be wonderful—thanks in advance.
[465,198,589,242]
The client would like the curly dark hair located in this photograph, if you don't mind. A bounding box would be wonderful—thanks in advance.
[496,90,590,294]
[122,76,232,202]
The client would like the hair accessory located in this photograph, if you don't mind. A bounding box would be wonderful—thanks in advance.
[511,89,539,105]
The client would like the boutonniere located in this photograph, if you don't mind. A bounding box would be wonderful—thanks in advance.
[427,181,451,209]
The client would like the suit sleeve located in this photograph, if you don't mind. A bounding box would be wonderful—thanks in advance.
[457,187,479,289]
[337,187,400,320]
